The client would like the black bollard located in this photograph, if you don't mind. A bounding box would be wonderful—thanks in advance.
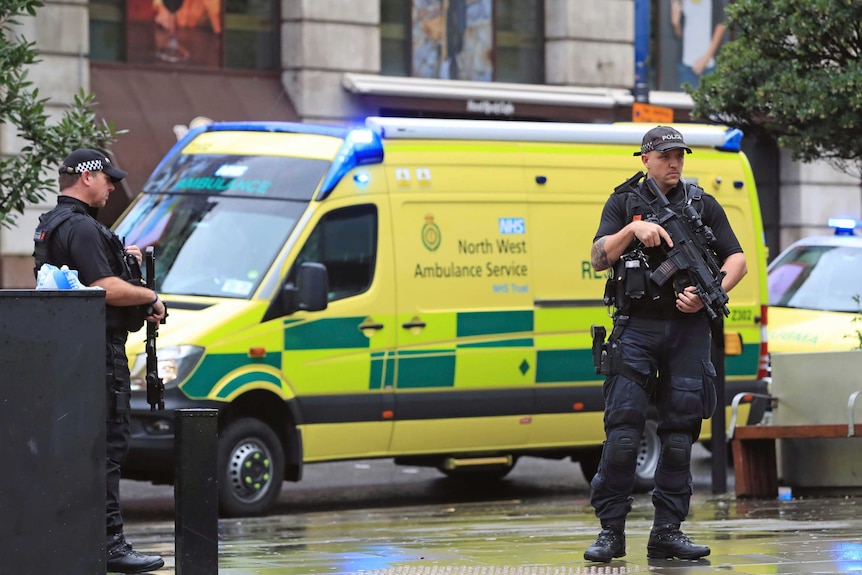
[175,408,219,574]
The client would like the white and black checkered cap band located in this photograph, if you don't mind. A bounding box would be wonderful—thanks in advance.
[73,159,104,173]
[60,149,127,179]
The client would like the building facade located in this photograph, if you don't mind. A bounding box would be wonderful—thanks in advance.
[1,0,859,287]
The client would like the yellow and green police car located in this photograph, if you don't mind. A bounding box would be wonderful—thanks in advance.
[768,219,862,353]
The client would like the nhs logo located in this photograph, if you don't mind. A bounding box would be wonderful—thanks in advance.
[499,217,525,235]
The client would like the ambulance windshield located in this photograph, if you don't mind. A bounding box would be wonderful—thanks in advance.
[115,192,309,298]
[115,151,330,298]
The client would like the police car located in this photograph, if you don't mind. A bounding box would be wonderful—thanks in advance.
[768,219,862,352]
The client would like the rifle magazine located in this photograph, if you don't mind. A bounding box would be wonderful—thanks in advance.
[651,260,676,287]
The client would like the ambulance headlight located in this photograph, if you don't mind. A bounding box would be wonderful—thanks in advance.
[130,345,204,392]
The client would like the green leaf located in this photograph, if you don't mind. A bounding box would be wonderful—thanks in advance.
[0,0,123,227]
[690,0,862,174]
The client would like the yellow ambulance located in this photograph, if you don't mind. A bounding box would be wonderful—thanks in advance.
[115,117,769,516]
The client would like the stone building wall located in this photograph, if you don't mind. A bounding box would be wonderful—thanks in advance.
[0,0,89,287]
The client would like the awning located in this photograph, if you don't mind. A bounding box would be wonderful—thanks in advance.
[343,73,637,122]
[91,65,299,224]
[342,73,700,126]
[648,90,695,110]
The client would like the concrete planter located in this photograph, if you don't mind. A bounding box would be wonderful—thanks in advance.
[771,350,862,495]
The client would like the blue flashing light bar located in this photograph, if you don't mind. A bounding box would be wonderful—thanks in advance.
[718,128,743,152]
[828,218,858,236]
[317,128,385,199]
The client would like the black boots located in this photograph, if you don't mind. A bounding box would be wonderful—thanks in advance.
[106,533,165,574]
[585,524,710,562]
[647,524,711,559]
[584,526,626,562]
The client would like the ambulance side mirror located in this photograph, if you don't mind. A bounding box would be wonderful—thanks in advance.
[297,262,329,311]
[281,262,328,314]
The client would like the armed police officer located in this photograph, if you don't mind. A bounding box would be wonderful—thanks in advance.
[584,127,747,563]
[33,149,167,574]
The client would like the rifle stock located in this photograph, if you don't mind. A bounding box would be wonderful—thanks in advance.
[145,246,165,410]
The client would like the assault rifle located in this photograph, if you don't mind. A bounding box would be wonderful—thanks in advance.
[628,173,730,320]
[145,246,166,410]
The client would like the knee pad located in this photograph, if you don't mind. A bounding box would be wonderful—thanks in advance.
[606,429,640,468]
[661,432,691,468]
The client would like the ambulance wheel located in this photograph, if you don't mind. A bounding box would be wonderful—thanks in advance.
[633,418,660,493]
[577,419,660,493]
[218,418,285,517]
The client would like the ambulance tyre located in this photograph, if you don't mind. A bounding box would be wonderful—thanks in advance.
[218,418,285,517]
[577,418,660,494]
[633,418,660,492]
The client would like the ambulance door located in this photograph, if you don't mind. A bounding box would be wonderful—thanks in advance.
[385,146,534,455]
[520,142,613,449]
[280,196,396,461]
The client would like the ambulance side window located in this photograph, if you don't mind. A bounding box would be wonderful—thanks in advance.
[291,204,378,302]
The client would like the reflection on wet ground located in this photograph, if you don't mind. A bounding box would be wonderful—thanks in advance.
[129,487,862,574]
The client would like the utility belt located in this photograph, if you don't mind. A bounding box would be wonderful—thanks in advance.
[106,303,146,334]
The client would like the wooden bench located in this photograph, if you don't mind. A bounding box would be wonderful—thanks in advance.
[728,391,862,498]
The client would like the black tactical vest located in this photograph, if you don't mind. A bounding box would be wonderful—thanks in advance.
[33,201,146,332]
[608,179,707,316]
[619,179,706,264]
[33,202,89,276]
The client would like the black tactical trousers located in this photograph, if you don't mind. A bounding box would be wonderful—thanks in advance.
[590,312,712,527]
[106,332,131,535]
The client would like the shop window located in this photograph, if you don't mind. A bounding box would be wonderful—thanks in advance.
[89,0,278,70]
[651,0,730,92]
[380,0,544,83]
[494,0,543,84]
[90,0,126,61]
[381,0,410,76]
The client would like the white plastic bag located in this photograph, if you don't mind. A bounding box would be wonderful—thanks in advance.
[35,263,102,291]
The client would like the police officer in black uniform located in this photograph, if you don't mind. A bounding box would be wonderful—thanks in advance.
[584,127,747,563]
[34,149,167,574]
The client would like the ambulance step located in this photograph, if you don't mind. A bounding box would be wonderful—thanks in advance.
[442,455,513,470]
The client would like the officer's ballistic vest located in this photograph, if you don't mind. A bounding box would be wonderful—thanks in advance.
[33,201,146,332]
[608,178,708,315]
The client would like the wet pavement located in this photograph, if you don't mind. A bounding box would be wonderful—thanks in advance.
[123,453,862,575]
[128,494,862,574]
